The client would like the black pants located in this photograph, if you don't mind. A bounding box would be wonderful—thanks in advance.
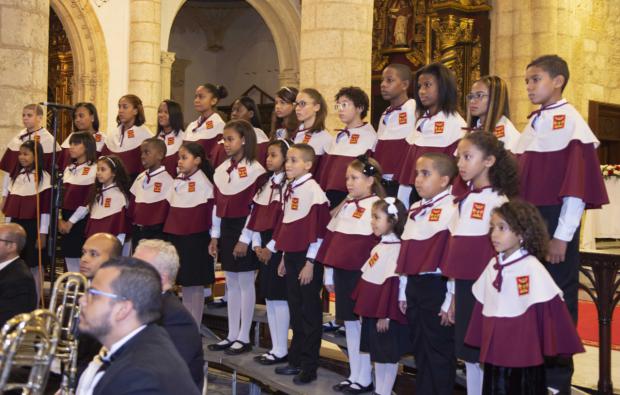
[537,204,578,393]
[406,275,455,395]
[483,363,546,395]
[284,251,324,373]
[131,223,165,253]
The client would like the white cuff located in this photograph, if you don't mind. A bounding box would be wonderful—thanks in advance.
[398,275,408,302]
[68,206,89,224]
[306,238,322,260]
[210,209,221,238]
[266,239,277,253]
[440,290,453,314]
[251,232,262,249]
[324,267,334,286]
[39,214,50,234]
[553,196,585,241]
[117,233,126,245]
[1,174,9,197]
[446,278,455,294]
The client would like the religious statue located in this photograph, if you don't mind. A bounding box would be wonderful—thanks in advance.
[388,0,412,47]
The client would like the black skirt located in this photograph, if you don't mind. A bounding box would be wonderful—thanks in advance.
[361,317,411,363]
[131,223,165,253]
[11,218,48,268]
[455,278,480,362]
[257,230,287,301]
[60,209,88,258]
[334,268,361,321]
[219,217,258,272]
[166,231,214,286]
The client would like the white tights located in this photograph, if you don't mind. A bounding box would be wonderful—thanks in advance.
[224,271,255,346]
[182,286,205,326]
[265,299,289,357]
[374,362,398,395]
[344,320,372,386]
[465,361,484,395]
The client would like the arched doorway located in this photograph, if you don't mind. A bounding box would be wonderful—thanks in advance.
[47,8,73,142]
[49,0,110,130]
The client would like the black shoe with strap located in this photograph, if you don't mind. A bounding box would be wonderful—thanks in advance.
[207,339,233,351]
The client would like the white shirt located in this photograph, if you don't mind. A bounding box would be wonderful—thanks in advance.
[0,256,19,272]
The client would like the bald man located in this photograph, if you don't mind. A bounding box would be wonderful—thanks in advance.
[79,232,122,279]
[0,223,36,326]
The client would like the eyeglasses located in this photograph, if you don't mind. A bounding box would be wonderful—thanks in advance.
[466,92,489,101]
[0,238,15,244]
[293,100,311,109]
[334,102,352,111]
[86,287,127,301]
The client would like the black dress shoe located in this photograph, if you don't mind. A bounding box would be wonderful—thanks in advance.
[257,354,288,366]
[224,340,252,355]
[343,382,374,394]
[333,379,352,392]
[208,298,227,308]
[207,339,233,351]
[275,364,301,375]
[293,370,317,385]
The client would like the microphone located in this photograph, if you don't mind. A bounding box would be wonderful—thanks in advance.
[39,102,75,110]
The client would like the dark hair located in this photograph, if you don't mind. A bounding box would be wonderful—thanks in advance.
[272,86,300,137]
[23,104,44,117]
[88,155,131,209]
[419,152,458,183]
[157,100,184,136]
[300,88,327,133]
[492,200,549,260]
[179,141,214,182]
[527,54,569,92]
[201,83,228,101]
[467,76,511,132]
[462,132,519,198]
[101,257,162,324]
[68,131,98,165]
[372,198,407,237]
[414,63,458,117]
[335,87,370,119]
[12,140,44,186]
[348,155,385,198]
[117,94,146,126]
[257,139,292,195]
[223,120,258,163]
[290,143,315,163]
[384,63,413,84]
[73,102,100,132]
[234,97,262,128]
[142,137,167,160]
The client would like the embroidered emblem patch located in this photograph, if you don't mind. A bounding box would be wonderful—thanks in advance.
[434,121,445,134]
[470,202,485,220]
[238,167,248,178]
[398,113,407,125]
[368,252,379,267]
[291,197,299,210]
[154,182,162,193]
[81,167,90,176]
[428,208,442,222]
[302,134,311,144]
[127,130,135,138]
[188,181,195,192]
[352,206,366,219]
[494,125,505,138]
[167,137,174,145]
[349,134,360,144]
[553,114,565,130]
[104,198,111,208]
[517,276,530,295]
[206,120,214,129]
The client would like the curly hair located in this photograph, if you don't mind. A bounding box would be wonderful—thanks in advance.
[492,200,549,260]
[372,198,407,237]
[462,131,519,198]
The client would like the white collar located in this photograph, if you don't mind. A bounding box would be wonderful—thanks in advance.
[291,173,312,188]
[498,248,527,265]
[146,166,166,176]
[380,233,399,243]
[106,324,146,358]
[421,189,450,206]
[0,256,20,272]
[271,172,285,184]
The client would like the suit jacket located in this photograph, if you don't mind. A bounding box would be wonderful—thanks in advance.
[160,290,204,390]
[0,257,37,327]
[93,324,200,395]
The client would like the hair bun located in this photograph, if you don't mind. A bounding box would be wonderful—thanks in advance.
[217,85,228,100]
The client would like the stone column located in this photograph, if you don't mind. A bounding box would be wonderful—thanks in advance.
[278,69,299,88]
[128,0,161,132]
[299,0,374,132]
[160,51,175,101]
[0,0,49,195]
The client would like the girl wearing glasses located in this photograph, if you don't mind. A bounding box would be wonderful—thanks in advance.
[318,87,378,208]
[466,76,520,152]
[293,88,333,183]
[397,63,466,207]
[271,87,299,140]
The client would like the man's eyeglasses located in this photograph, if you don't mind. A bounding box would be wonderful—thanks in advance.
[86,287,127,301]
[466,92,489,101]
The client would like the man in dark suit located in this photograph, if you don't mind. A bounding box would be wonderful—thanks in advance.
[133,239,205,390]
[0,223,36,327]
[76,257,199,395]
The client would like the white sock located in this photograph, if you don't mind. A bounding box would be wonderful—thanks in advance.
[381,363,398,395]
[396,185,412,207]
[345,320,371,386]
[465,361,483,395]
[225,272,241,342]
[181,286,204,326]
[265,300,279,355]
[374,363,385,394]
[65,258,80,273]
[272,299,290,357]
[237,271,256,344]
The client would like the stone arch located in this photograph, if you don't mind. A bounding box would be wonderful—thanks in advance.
[162,0,300,87]
[50,0,110,128]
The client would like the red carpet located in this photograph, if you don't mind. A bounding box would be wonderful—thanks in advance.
[577,300,620,350]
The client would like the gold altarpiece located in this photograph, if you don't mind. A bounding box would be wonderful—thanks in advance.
[371,0,491,124]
